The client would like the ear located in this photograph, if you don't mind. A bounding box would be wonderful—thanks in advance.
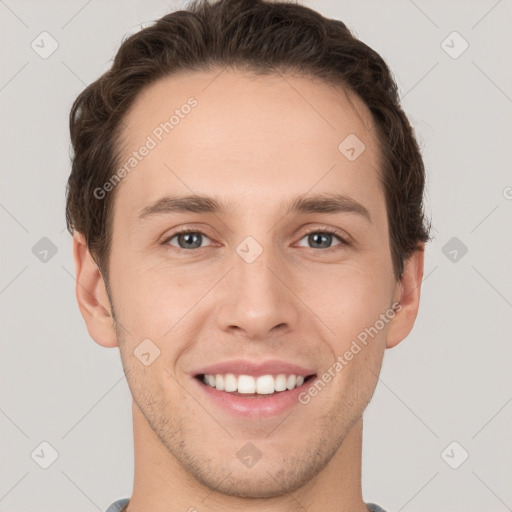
[72,232,118,348]
[385,244,425,349]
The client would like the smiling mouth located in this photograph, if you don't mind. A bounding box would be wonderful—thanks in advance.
[195,373,317,397]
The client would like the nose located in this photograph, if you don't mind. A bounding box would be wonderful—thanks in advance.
[214,246,301,341]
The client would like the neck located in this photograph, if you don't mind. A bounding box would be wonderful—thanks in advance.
[126,402,368,512]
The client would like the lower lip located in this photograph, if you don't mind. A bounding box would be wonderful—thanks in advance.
[193,375,316,418]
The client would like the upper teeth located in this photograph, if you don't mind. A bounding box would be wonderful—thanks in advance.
[202,373,306,394]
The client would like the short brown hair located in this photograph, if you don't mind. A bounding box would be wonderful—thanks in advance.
[65,0,431,282]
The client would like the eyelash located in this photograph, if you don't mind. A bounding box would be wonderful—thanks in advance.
[162,227,350,254]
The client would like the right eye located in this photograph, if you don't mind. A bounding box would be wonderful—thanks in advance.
[163,230,213,251]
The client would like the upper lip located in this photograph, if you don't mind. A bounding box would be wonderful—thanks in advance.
[193,359,317,378]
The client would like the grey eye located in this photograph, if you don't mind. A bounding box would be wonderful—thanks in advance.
[297,231,343,249]
[168,231,211,250]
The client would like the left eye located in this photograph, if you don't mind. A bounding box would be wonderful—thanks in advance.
[296,230,346,250]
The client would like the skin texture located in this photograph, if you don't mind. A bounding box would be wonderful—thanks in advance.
[73,69,424,512]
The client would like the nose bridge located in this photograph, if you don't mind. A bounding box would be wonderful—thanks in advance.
[236,243,281,303]
[215,235,299,338]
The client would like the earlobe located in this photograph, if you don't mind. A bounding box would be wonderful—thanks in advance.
[72,232,118,348]
[385,244,425,349]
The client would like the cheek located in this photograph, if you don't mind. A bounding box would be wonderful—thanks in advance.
[111,263,212,344]
[297,260,393,339]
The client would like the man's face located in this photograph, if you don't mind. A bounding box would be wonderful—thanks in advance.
[106,70,401,497]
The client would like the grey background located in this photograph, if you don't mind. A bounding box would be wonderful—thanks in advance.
[0,0,511,511]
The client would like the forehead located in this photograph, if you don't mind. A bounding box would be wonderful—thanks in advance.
[113,69,384,223]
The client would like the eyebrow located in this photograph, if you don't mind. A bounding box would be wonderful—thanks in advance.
[137,193,372,223]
